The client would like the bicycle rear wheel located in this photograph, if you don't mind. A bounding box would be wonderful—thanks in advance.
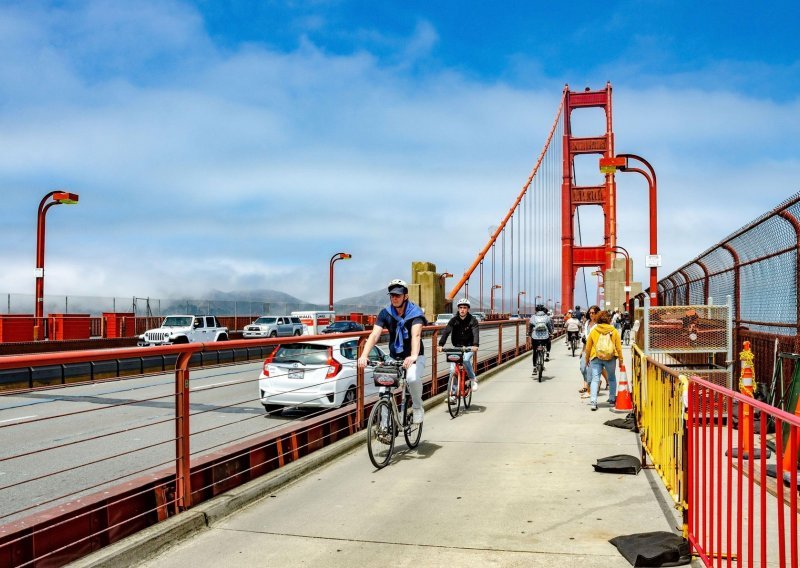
[570,338,576,357]
[367,399,395,469]
[461,369,472,409]
[403,397,423,449]
[447,372,461,418]
[537,352,544,382]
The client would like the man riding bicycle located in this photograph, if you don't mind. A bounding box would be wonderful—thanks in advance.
[527,304,554,370]
[564,311,581,348]
[437,298,480,395]
[358,279,427,424]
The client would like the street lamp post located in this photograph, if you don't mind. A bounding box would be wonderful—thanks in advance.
[490,284,502,314]
[328,252,352,312]
[600,153,659,305]
[591,270,605,308]
[35,191,80,340]
[517,291,526,315]
[610,245,631,312]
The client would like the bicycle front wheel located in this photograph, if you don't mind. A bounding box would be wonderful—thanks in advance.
[447,372,461,418]
[403,400,423,449]
[367,399,395,469]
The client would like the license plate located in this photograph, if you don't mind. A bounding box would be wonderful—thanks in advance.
[288,369,304,380]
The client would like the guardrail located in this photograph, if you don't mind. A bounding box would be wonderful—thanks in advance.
[0,320,534,567]
[632,346,800,567]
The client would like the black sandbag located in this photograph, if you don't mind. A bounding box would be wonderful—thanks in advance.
[593,454,641,475]
[609,531,691,567]
[605,414,637,430]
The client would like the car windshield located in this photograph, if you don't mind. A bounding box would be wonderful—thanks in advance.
[162,316,192,327]
[328,322,349,330]
[436,314,452,320]
[254,317,277,324]
[273,344,329,365]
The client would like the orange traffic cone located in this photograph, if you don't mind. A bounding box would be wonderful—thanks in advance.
[729,341,770,459]
[615,362,633,411]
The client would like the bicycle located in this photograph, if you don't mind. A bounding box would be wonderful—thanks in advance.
[366,359,423,469]
[532,341,546,382]
[443,347,473,418]
[567,332,578,357]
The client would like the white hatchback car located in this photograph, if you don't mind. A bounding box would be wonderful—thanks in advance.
[434,313,453,326]
[258,337,389,413]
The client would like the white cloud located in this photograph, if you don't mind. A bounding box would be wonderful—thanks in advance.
[0,1,798,309]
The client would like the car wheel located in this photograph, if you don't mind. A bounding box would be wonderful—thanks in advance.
[217,334,228,341]
[263,404,283,415]
[293,330,301,336]
[173,336,189,344]
[269,331,277,338]
[342,386,357,407]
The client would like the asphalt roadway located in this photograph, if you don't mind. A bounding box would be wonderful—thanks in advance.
[75,342,700,568]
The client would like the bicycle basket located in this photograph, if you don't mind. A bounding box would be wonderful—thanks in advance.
[446,353,464,363]
[373,366,401,387]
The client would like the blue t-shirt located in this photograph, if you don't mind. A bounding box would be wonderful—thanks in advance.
[375,307,426,359]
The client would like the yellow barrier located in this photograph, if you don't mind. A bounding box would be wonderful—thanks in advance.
[631,345,688,518]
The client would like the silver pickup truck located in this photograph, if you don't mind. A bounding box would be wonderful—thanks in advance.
[243,316,304,338]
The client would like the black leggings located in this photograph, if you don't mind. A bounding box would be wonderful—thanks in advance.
[531,338,551,363]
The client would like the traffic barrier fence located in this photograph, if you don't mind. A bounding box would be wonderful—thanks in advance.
[0,320,533,567]
[632,345,800,567]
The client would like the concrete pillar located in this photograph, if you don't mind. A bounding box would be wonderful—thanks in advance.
[410,261,446,321]
[603,257,641,313]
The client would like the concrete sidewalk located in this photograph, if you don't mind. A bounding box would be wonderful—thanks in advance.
[114,345,690,567]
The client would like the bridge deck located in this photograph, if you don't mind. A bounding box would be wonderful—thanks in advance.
[131,345,691,567]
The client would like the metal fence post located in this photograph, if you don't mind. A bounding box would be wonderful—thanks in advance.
[175,350,193,511]
[431,330,438,395]
[356,337,365,429]
[497,322,503,366]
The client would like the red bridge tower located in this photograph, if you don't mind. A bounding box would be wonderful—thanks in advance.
[561,83,616,310]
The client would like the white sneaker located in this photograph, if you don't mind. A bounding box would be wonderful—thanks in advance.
[470,380,478,391]
[448,395,456,403]
[413,408,424,424]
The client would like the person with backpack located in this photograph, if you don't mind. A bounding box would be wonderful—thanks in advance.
[583,310,623,411]
[527,304,554,368]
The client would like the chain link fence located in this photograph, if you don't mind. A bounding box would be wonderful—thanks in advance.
[656,190,800,386]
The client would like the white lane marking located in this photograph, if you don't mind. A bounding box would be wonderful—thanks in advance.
[0,415,37,424]
[191,380,241,392]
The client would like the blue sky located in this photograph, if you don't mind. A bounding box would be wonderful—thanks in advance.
[1,0,799,305]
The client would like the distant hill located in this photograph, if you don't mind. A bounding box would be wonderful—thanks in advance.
[205,288,307,304]
[336,288,387,307]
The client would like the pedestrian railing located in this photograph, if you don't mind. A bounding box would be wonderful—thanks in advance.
[632,345,800,567]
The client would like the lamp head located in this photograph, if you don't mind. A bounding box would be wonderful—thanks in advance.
[599,156,627,174]
[53,192,79,205]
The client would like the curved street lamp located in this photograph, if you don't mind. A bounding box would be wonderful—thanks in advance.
[490,284,502,314]
[35,191,80,340]
[328,252,352,312]
[600,153,659,305]
[517,291,526,315]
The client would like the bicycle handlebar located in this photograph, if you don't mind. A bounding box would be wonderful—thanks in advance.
[442,347,471,353]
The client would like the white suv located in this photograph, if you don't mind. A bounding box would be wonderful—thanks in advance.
[138,315,228,346]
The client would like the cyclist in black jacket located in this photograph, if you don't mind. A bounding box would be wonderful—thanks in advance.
[437,298,480,392]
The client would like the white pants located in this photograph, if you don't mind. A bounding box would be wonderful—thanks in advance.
[406,355,426,410]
